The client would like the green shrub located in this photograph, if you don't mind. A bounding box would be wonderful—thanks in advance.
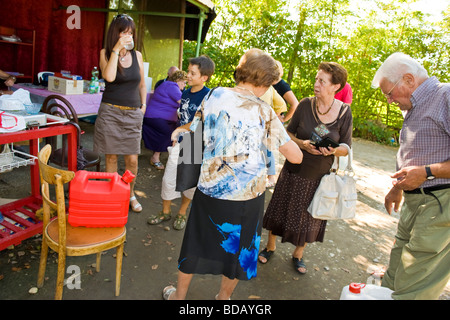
[353,118,398,146]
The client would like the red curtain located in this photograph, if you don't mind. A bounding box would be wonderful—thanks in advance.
[0,0,107,81]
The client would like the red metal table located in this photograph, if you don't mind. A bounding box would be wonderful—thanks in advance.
[0,120,77,250]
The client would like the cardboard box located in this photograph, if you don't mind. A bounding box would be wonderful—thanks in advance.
[48,76,83,95]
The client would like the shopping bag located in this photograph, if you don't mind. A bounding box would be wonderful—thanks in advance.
[307,143,357,220]
[175,121,203,192]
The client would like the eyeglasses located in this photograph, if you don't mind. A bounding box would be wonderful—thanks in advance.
[384,78,401,99]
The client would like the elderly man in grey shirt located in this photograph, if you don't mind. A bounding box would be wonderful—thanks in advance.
[372,52,450,300]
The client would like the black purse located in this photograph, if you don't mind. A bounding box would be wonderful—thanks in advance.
[175,121,204,192]
[175,87,217,192]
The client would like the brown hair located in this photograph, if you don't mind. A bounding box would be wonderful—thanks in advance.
[318,62,348,92]
[105,14,136,73]
[168,70,187,82]
[188,55,215,81]
[234,49,280,87]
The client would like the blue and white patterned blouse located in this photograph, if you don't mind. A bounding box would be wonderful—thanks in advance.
[189,87,291,201]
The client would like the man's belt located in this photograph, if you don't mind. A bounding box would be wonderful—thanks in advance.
[404,184,450,194]
[404,184,450,213]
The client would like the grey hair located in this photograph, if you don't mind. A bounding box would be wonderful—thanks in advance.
[371,52,428,88]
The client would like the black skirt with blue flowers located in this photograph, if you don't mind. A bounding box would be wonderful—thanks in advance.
[178,189,265,281]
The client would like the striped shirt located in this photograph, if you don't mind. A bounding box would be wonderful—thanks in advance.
[397,76,450,188]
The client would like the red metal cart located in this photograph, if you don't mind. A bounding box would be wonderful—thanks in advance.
[0,119,77,250]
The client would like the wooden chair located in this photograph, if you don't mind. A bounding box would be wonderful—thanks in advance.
[42,95,101,171]
[36,144,126,300]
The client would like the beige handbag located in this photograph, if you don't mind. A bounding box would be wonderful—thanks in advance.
[307,143,357,220]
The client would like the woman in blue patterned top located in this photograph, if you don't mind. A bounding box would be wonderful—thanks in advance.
[162,49,303,300]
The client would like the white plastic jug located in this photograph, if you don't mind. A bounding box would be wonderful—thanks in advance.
[340,283,393,300]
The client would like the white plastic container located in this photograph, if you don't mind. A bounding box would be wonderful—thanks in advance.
[340,283,393,300]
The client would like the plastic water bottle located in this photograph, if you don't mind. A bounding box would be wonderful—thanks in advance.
[92,67,99,80]
[89,77,96,94]
[91,67,100,93]
[340,283,393,300]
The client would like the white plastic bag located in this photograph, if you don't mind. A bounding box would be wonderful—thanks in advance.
[0,88,32,111]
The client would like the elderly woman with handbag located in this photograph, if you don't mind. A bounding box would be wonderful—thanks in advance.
[259,62,353,274]
[162,49,303,300]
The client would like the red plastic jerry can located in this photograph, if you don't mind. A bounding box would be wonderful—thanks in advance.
[68,170,135,227]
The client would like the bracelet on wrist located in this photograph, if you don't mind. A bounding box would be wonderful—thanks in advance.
[113,50,120,57]
[141,103,146,108]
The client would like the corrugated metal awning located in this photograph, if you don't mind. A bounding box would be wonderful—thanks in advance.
[188,0,215,11]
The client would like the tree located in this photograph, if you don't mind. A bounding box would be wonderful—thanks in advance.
[184,0,449,144]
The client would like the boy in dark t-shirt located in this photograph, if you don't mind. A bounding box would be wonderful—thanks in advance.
[178,85,210,125]
[148,55,215,230]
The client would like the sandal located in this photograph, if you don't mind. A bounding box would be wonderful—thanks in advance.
[292,257,307,274]
[163,285,176,300]
[173,214,187,230]
[130,196,142,213]
[258,248,275,264]
[150,160,165,170]
[147,211,171,225]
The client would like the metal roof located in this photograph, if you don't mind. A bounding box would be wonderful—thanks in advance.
[188,0,215,11]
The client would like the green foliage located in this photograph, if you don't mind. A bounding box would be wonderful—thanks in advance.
[183,0,449,145]
[353,118,398,146]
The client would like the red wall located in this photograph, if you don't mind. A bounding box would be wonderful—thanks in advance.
[0,0,107,82]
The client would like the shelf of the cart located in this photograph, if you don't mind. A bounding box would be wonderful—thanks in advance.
[0,144,37,173]
[0,196,43,250]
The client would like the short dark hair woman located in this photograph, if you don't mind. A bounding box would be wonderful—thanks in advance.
[259,61,353,276]
[93,14,147,212]
[162,48,303,300]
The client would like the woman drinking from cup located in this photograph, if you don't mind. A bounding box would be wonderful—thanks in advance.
[94,14,147,213]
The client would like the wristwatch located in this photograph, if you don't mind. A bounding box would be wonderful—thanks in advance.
[425,165,435,180]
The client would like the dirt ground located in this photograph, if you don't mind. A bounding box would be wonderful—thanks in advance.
[0,121,448,301]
